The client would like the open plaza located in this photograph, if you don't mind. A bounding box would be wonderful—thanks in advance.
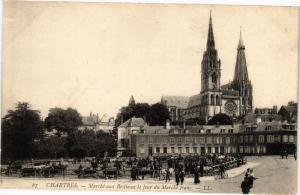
[1,155,296,194]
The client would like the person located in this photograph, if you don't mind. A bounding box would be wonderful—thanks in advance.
[78,164,84,178]
[194,166,200,184]
[175,169,180,185]
[200,162,204,177]
[237,158,241,167]
[179,169,185,185]
[165,168,171,182]
[219,163,225,178]
[248,169,257,189]
[241,177,250,194]
[285,150,288,159]
[131,166,136,181]
[245,168,250,178]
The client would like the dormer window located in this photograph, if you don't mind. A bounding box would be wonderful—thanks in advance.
[220,129,226,133]
[206,129,211,134]
[140,129,144,134]
[265,126,271,131]
[228,129,233,133]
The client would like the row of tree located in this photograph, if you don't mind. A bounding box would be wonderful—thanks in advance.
[1,102,117,162]
[1,101,232,162]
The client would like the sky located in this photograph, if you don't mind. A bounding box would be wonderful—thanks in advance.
[2,2,299,119]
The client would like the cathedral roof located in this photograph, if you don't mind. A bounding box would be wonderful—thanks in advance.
[220,89,240,96]
[161,96,190,109]
[187,94,202,108]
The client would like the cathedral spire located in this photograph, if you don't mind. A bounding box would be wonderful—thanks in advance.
[207,10,215,50]
[128,95,135,106]
[201,11,221,92]
[233,29,249,83]
[238,27,245,49]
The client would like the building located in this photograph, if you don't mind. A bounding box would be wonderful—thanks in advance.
[244,113,281,123]
[161,96,189,122]
[162,13,253,122]
[130,124,239,158]
[79,112,115,133]
[238,121,296,155]
[255,106,278,115]
[278,101,298,123]
[129,121,296,158]
[117,117,146,154]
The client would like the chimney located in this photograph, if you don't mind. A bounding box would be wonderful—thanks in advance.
[166,119,170,130]
[273,106,278,114]
[90,112,92,117]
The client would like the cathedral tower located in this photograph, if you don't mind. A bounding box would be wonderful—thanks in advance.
[232,30,253,115]
[201,12,221,92]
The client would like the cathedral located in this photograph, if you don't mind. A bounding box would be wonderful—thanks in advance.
[161,13,253,122]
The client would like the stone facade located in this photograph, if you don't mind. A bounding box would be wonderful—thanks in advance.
[162,13,253,122]
[130,122,296,158]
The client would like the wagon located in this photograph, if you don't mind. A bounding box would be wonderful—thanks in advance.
[21,168,38,177]
[74,168,97,178]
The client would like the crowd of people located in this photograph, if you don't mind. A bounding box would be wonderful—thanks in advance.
[93,154,246,184]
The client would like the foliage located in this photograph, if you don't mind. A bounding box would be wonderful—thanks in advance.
[31,130,117,159]
[68,130,117,158]
[148,103,170,126]
[115,103,150,126]
[33,136,67,159]
[1,102,44,161]
[116,102,170,126]
[44,107,82,135]
[207,113,233,125]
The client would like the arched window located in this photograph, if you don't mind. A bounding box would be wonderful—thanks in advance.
[216,95,220,105]
[210,95,215,105]
[212,73,217,84]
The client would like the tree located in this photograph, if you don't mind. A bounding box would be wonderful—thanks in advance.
[132,103,150,120]
[1,102,44,161]
[115,103,150,126]
[44,107,82,135]
[33,136,67,159]
[148,103,170,126]
[67,130,117,158]
[207,113,233,125]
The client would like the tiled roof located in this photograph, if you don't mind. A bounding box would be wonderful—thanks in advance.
[119,117,145,128]
[139,124,239,134]
[82,116,98,126]
[221,89,239,96]
[161,96,190,108]
[142,126,169,134]
[282,105,297,113]
[187,94,202,108]
[221,82,233,90]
